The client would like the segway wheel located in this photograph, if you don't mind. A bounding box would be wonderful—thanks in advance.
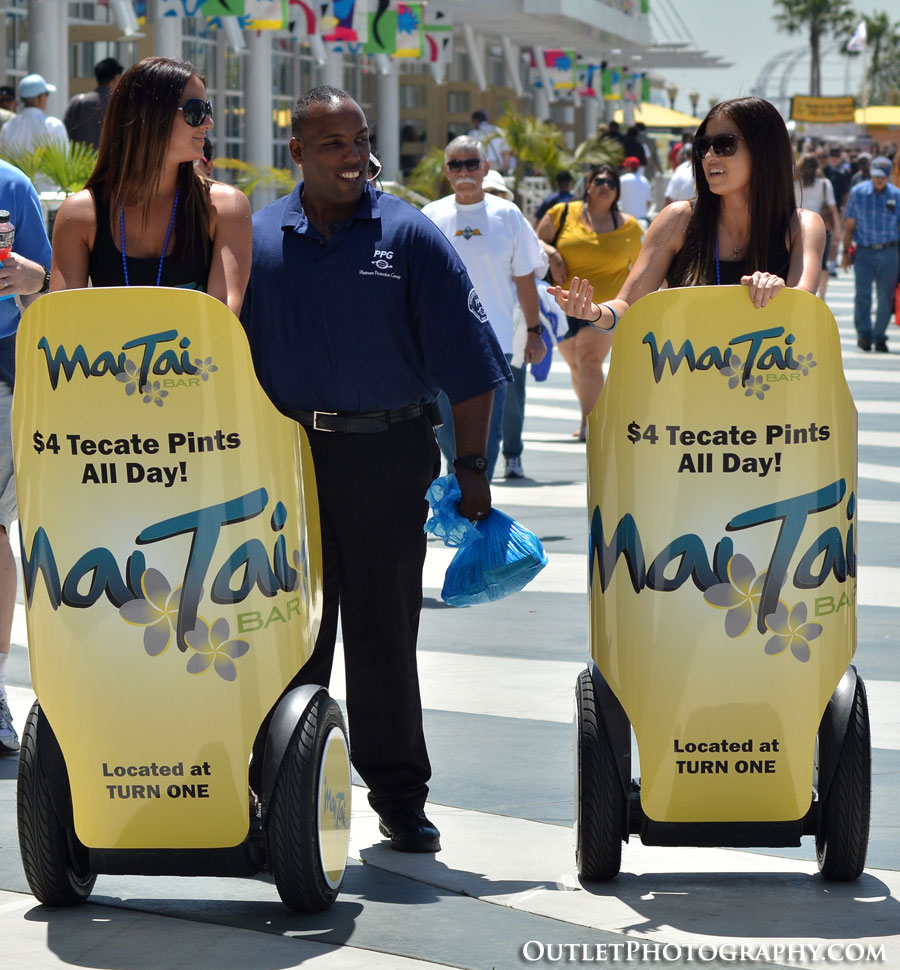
[267,692,351,911]
[816,676,871,881]
[575,668,625,880]
[16,701,96,905]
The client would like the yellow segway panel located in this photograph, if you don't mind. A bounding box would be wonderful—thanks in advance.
[13,288,323,850]
[587,287,857,823]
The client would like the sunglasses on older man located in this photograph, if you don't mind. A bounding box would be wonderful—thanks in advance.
[447,157,483,172]
[693,133,744,159]
[178,98,213,127]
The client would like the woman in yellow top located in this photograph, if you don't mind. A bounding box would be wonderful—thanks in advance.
[536,165,643,440]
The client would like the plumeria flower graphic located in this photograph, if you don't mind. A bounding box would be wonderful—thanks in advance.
[764,601,822,663]
[192,356,218,381]
[184,617,250,681]
[142,381,168,407]
[718,352,744,390]
[703,554,767,638]
[795,352,817,377]
[119,568,182,656]
[744,374,770,401]
[115,359,141,396]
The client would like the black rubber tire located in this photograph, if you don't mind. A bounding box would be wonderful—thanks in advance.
[575,668,625,880]
[816,676,871,881]
[266,692,349,911]
[16,701,96,905]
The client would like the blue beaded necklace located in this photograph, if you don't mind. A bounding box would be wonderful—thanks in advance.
[120,189,180,287]
[715,236,721,286]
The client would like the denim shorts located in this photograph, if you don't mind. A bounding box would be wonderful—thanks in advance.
[0,382,16,532]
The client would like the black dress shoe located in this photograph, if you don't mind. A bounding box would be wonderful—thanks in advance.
[378,809,441,852]
[874,341,889,353]
[857,336,871,351]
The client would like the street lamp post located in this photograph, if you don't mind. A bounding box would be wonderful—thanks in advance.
[666,82,678,111]
[688,89,699,117]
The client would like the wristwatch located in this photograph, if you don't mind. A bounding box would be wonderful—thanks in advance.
[527,324,544,335]
[453,454,488,473]
[38,266,50,294]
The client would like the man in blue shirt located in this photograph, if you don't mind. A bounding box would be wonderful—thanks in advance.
[842,158,900,352]
[534,171,574,223]
[0,159,52,753]
[241,86,509,853]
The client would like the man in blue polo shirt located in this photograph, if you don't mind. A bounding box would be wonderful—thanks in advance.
[0,159,52,754]
[842,156,900,352]
[241,86,509,854]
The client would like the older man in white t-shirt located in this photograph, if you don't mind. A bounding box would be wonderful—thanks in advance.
[423,136,546,479]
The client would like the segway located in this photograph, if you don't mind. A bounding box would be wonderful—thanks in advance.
[13,288,351,910]
[575,286,869,881]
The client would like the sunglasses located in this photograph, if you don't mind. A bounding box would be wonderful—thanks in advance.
[592,177,617,188]
[178,98,213,127]
[694,133,744,159]
[447,157,483,172]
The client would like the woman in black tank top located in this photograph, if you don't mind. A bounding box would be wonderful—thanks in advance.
[549,97,824,332]
[49,57,251,315]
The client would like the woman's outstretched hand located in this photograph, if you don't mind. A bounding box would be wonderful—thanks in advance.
[548,276,599,322]
[741,272,785,308]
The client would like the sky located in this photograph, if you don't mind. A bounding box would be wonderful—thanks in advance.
[650,0,868,115]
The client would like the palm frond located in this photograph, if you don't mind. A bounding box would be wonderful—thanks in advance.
[214,158,296,197]
[405,147,448,202]
[34,140,98,194]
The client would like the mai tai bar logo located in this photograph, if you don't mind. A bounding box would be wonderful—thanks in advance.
[642,325,817,398]
[36,329,217,407]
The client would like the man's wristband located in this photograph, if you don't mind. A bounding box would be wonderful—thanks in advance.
[38,265,51,294]
[527,324,544,335]
[454,454,488,473]
[587,302,618,333]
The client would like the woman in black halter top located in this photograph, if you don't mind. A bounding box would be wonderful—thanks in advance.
[50,57,251,315]
[550,97,824,330]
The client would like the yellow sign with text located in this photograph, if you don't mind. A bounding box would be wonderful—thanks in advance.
[790,95,856,124]
[13,288,322,850]
[588,287,856,823]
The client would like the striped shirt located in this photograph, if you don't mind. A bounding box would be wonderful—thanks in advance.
[844,180,900,247]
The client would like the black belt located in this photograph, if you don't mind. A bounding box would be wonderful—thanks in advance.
[860,240,898,250]
[289,401,435,433]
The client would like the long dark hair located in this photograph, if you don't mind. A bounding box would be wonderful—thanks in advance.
[798,153,819,188]
[86,57,211,267]
[584,164,621,217]
[671,97,796,286]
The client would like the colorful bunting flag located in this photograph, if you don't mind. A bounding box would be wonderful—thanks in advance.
[394,2,424,58]
[363,0,395,54]
[424,3,453,65]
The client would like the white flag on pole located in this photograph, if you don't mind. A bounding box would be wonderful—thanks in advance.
[846,21,867,52]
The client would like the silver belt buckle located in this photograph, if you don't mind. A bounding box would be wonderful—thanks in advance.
[313,410,338,431]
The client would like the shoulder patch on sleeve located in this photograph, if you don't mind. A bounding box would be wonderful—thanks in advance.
[467,288,488,323]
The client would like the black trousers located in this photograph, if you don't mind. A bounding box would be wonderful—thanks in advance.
[294,413,441,817]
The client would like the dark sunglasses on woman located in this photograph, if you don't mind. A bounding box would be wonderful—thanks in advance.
[592,177,617,188]
[693,133,744,159]
[179,98,213,127]
[447,157,483,172]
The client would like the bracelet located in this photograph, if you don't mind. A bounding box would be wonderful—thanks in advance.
[587,302,618,333]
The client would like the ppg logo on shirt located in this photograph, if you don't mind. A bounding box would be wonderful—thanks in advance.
[467,289,488,324]
[372,250,394,269]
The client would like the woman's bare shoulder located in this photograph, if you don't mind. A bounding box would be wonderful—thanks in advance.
[57,189,97,225]
[208,180,251,217]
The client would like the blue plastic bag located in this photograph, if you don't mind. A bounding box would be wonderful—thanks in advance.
[441,508,548,607]
[424,474,548,606]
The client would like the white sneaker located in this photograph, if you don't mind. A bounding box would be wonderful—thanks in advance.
[504,456,525,479]
[0,691,19,753]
